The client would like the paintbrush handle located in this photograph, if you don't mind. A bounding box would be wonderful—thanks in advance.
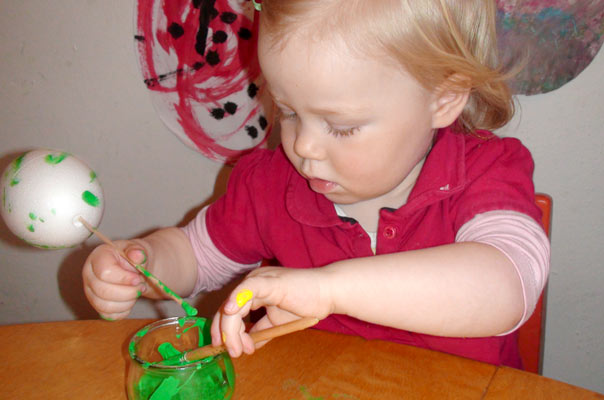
[183,317,320,361]
[78,217,184,306]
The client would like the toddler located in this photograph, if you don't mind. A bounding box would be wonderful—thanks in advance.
[83,0,550,368]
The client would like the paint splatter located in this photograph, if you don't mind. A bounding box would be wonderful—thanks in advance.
[282,379,359,400]
[134,0,271,163]
[496,0,604,94]
[8,153,26,177]
[82,190,100,207]
[235,289,253,307]
[45,152,69,165]
[299,386,324,400]
[139,266,198,317]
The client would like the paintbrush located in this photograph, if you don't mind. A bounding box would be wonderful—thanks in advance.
[78,217,196,314]
[159,317,320,366]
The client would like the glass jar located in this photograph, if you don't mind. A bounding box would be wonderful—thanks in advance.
[127,317,235,400]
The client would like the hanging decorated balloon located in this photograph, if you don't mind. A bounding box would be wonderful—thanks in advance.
[496,0,604,95]
[134,0,271,163]
[133,0,604,161]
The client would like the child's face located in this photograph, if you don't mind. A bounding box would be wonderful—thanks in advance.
[259,28,441,205]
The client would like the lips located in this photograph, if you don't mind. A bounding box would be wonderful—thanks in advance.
[308,177,337,194]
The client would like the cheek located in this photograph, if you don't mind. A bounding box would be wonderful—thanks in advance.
[279,126,299,162]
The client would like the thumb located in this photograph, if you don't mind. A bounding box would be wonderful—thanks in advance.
[124,246,147,266]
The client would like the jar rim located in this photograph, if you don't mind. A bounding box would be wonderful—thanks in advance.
[128,316,221,370]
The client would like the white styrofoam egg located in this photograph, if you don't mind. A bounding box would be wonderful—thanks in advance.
[1,149,104,248]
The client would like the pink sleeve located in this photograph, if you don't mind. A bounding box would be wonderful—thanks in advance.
[455,210,550,334]
[181,206,261,296]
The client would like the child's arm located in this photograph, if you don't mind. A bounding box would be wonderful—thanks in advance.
[325,241,523,336]
[213,212,549,357]
[214,242,519,356]
[82,227,198,320]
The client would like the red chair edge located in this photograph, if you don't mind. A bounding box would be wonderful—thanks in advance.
[517,193,552,374]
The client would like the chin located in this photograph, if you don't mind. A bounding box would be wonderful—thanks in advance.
[323,193,360,205]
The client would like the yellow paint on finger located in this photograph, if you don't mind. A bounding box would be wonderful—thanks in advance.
[222,332,227,344]
[236,289,253,308]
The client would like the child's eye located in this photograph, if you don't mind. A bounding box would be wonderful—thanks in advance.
[327,126,359,137]
[277,108,297,120]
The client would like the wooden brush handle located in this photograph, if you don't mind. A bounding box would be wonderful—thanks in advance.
[183,317,320,361]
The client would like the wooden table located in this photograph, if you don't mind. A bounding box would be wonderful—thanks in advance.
[1,319,601,399]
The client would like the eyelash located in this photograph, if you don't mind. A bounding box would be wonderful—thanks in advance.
[327,126,359,137]
[277,109,359,137]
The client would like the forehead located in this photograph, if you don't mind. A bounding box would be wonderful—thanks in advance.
[258,21,397,80]
[257,26,432,116]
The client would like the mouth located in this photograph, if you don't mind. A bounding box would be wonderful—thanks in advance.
[307,177,338,194]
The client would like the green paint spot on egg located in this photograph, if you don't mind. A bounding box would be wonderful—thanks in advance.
[27,224,35,232]
[82,190,100,207]
[45,152,69,165]
[29,212,37,220]
[10,178,20,187]
[51,208,57,215]
[90,171,97,183]
[13,153,26,172]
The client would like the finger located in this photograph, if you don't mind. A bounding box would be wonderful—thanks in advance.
[87,247,142,286]
[223,279,281,315]
[86,276,145,303]
[99,310,132,321]
[210,311,223,347]
[83,285,137,316]
[240,330,256,355]
[124,245,148,267]
[247,315,275,349]
[219,313,247,357]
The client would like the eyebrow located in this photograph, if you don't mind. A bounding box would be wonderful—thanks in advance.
[307,105,370,117]
[268,90,369,117]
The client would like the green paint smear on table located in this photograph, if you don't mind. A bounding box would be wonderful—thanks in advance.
[82,190,100,207]
[45,152,69,165]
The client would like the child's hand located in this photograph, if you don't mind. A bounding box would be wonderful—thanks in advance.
[211,266,333,357]
[82,241,147,320]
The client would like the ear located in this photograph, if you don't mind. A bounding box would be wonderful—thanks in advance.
[430,76,470,129]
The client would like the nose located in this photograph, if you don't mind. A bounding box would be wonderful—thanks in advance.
[293,123,325,161]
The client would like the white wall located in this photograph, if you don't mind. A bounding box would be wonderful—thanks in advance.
[498,46,604,392]
[1,0,602,393]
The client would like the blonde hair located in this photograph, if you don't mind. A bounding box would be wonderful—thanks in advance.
[261,0,514,133]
